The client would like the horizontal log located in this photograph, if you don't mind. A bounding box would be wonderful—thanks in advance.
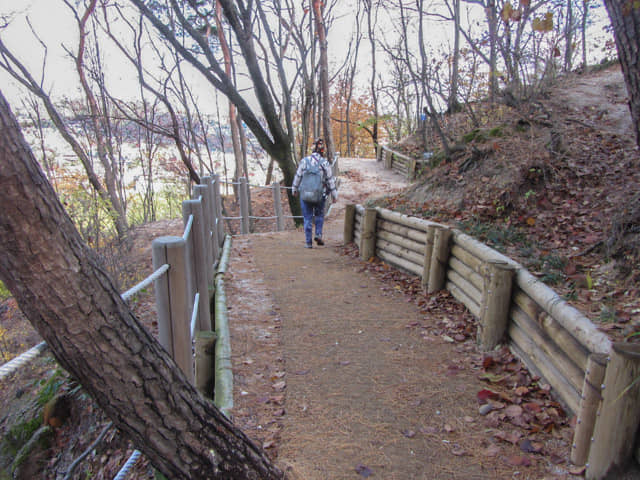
[453,231,517,265]
[454,229,610,355]
[508,321,581,414]
[516,269,611,355]
[513,290,589,371]
[376,238,424,268]
[446,280,481,317]
[447,269,483,308]
[448,256,483,291]
[377,248,423,277]
[510,305,585,394]
[384,148,414,163]
[450,244,483,273]
[376,207,442,232]
[377,218,427,245]
[377,229,424,255]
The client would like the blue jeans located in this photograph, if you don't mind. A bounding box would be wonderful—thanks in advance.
[301,197,326,245]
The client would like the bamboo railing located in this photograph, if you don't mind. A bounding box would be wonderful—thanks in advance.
[346,205,640,479]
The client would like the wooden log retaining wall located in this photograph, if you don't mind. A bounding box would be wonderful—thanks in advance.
[347,204,638,478]
[377,145,427,180]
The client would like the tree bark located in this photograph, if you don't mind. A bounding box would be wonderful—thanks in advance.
[313,0,335,161]
[603,0,640,149]
[0,90,282,480]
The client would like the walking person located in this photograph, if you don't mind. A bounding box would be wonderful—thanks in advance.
[292,138,338,248]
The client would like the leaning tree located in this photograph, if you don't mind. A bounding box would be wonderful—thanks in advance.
[0,89,283,479]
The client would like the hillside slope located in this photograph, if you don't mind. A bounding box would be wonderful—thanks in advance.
[379,63,639,343]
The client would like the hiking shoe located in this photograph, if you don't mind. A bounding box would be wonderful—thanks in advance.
[314,237,324,246]
[305,243,313,249]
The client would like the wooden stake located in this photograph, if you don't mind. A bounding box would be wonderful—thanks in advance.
[587,344,640,479]
[344,204,356,244]
[478,260,516,351]
[571,353,608,466]
[427,225,452,293]
[360,208,377,260]
[194,331,217,398]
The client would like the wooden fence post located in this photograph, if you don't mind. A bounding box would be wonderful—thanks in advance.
[571,353,608,466]
[239,177,250,234]
[384,149,392,169]
[344,204,356,245]
[194,330,217,398]
[427,225,452,293]
[182,199,212,332]
[213,174,225,247]
[152,236,193,382]
[421,224,436,291]
[360,208,377,260]
[409,158,417,180]
[477,260,516,351]
[586,344,640,480]
[193,184,215,282]
[272,181,284,231]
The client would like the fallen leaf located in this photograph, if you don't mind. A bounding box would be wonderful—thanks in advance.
[355,464,373,477]
[504,455,532,467]
[272,381,286,391]
[519,439,543,454]
[477,389,498,404]
[569,465,586,475]
[269,395,285,405]
[494,430,522,445]
[451,444,467,456]
[504,405,523,418]
[484,444,501,457]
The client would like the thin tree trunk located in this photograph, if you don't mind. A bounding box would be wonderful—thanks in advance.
[0,89,282,480]
[313,0,334,161]
[364,0,379,149]
[68,0,128,238]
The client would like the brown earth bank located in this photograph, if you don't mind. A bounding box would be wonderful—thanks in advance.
[1,64,639,478]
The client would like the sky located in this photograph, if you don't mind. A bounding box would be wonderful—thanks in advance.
[0,0,365,115]
[0,0,615,117]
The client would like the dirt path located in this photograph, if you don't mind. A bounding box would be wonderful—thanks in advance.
[226,158,573,479]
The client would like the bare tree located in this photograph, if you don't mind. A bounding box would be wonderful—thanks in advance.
[312,0,335,160]
[129,0,305,216]
[0,24,129,238]
[363,0,381,150]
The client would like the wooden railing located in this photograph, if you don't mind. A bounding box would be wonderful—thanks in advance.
[345,204,640,479]
[376,144,429,180]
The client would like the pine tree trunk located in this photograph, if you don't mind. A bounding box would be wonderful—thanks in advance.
[603,0,640,149]
[0,90,282,480]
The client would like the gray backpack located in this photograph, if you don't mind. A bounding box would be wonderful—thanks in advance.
[299,156,324,204]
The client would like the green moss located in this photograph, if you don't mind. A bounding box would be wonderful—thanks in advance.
[488,126,505,137]
[2,416,43,459]
[462,129,481,143]
[36,369,65,407]
[0,281,10,301]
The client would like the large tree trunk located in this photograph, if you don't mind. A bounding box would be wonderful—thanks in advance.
[603,0,640,149]
[0,90,282,480]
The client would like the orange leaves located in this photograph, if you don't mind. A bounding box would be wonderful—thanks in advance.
[532,12,554,33]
